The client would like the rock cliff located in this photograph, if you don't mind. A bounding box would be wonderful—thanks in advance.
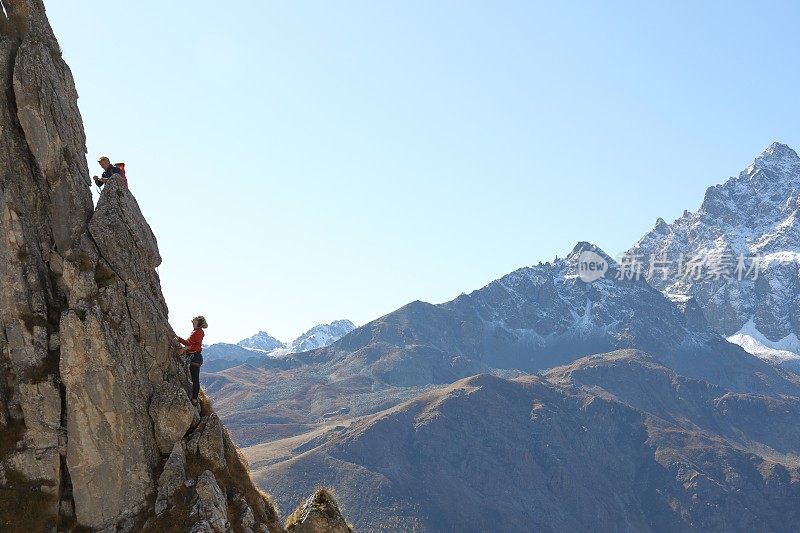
[0,1,348,531]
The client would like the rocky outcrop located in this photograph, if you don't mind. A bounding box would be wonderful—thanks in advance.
[155,441,186,515]
[196,413,226,471]
[286,490,352,533]
[149,382,196,454]
[1,0,99,528]
[143,401,287,532]
[0,2,348,531]
[191,470,229,533]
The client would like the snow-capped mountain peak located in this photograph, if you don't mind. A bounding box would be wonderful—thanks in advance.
[564,241,616,264]
[288,319,356,353]
[752,142,800,175]
[205,320,357,369]
[697,143,800,232]
[237,330,285,352]
[628,142,800,349]
[564,241,617,268]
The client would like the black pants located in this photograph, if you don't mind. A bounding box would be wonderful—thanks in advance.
[188,352,203,400]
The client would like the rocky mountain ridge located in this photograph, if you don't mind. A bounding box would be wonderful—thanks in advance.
[629,142,800,365]
[280,241,796,394]
[236,321,356,356]
[238,331,285,353]
[282,320,356,355]
[203,320,355,372]
[206,238,800,456]
[0,2,349,531]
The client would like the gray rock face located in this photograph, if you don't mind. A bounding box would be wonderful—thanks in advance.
[197,413,226,471]
[59,303,165,526]
[0,3,345,532]
[628,143,800,349]
[190,521,216,533]
[0,3,86,529]
[286,489,352,533]
[0,2,184,510]
[232,492,257,532]
[191,470,230,533]
[155,441,186,515]
[149,382,195,454]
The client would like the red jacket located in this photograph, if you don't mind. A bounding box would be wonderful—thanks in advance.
[179,328,204,353]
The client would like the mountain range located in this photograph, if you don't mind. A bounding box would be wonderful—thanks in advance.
[206,142,800,531]
[202,320,356,371]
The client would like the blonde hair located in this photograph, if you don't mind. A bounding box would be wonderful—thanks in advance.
[194,315,208,329]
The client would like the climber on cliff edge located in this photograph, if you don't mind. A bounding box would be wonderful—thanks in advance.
[92,155,119,188]
[177,315,208,406]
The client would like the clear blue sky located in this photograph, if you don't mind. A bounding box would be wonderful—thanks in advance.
[45,1,800,343]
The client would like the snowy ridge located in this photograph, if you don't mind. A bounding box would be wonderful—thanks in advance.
[288,319,356,353]
[205,320,357,367]
[239,320,356,356]
[631,142,800,264]
[628,142,800,349]
[727,319,800,363]
[445,240,708,365]
[237,330,285,352]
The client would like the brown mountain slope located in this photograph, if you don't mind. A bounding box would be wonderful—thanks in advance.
[207,244,800,455]
[246,350,800,532]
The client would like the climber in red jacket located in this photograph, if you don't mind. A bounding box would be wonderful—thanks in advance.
[177,315,208,406]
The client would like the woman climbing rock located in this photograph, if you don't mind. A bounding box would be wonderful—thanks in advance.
[177,315,208,406]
